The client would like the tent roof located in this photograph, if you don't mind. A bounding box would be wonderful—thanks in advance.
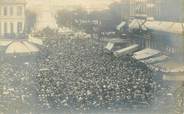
[113,44,139,57]
[28,36,43,45]
[105,42,114,51]
[143,55,168,64]
[6,41,39,54]
[103,38,129,43]
[133,48,160,60]
[0,40,12,46]
[129,19,145,30]
[128,19,184,35]
[116,21,126,31]
[144,21,184,34]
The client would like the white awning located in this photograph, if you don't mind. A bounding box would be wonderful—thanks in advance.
[143,55,168,64]
[116,21,126,31]
[0,40,12,46]
[102,38,129,43]
[113,44,139,57]
[6,41,39,54]
[144,21,184,34]
[28,36,43,45]
[105,42,114,51]
[133,48,160,60]
[129,19,145,31]
[39,68,50,72]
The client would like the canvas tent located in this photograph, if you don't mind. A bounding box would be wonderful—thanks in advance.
[0,40,12,47]
[5,41,39,54]
[142,55,168,64]
[28,35,43,46]
[144,21,184,34]
[133,48,161,60]
[113,44,139,57]
[116,21,126,31]
[105,42,114,52]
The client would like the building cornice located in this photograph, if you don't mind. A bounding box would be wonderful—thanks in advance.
[0,0,26,5]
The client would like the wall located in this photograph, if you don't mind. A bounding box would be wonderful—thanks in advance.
[0,1,25,38]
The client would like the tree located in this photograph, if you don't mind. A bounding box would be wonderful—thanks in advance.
[56,8,88,29]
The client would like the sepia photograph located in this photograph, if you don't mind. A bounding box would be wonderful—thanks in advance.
[0,0,184,114]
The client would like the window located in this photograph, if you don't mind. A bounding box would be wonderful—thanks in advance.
[0,6,2,16]
[3,7,7,16]
[0,22,1,34]
[10,23,14,33]
[17,6,23,16]
[9,7,13,16]
[17,22,23,33]
[4,22,7,33]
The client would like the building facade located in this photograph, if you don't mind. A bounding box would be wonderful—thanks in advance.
[121,0,160,19]
[121,0,183,22]
[0,0,26,38]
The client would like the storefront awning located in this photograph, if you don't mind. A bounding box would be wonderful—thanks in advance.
[105,42,114,51]
[142,55,168,64]
[113,44,139,57]
[103,38,129,43]
[144,21,184,35]
[28,36,43,46]
[133,48,160,60]
[0,39,12,46]
[5,41,39,54]
[116,21,126,31]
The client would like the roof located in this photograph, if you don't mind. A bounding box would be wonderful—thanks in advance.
[144,21,184,34]
[0,39,12,46]
[128,19,184,35]
[0,0,26,4]
[28,35,43,45]
[103,38,129,43]
[6,41,39,54]
[129,19,145,30]
[133,48,161,60]
[116,21,126,31]
[143,55,168,64]
[113,44,139,57]
[105,42,114,51]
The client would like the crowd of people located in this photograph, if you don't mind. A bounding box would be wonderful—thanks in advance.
[35,33,163,112]
[0,32,170,114]
[0,61,39,113]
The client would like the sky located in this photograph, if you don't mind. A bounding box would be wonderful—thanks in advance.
[27,0,121,11]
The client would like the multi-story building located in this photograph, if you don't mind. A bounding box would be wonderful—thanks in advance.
[0,0,26,38]
[121,0,160,19]
[121,0,183,22]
